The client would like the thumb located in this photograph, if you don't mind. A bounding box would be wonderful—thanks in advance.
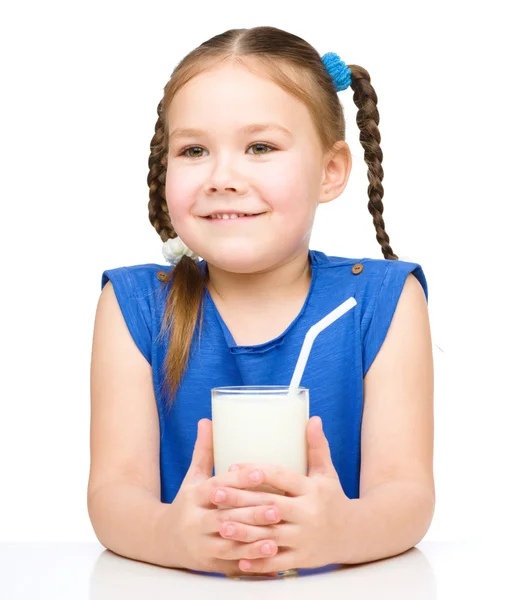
[307,416,336,478]
[183,418,214,486]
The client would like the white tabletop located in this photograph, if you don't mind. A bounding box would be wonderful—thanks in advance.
[1,539,506,599]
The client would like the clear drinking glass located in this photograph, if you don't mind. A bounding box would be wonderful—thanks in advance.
[211,385,309,578]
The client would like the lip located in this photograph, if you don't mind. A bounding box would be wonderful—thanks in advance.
[202,213,266,223]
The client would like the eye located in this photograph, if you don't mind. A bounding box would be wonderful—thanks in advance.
[180,146,206,158]
[178,142,276,158]
[247,142,275,155]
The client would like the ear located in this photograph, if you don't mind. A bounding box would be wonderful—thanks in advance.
[318,141,352,205]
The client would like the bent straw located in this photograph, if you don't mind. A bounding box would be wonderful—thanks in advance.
[289,296,357,391]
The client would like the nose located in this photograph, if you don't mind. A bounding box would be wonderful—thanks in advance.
[205,155,247,195]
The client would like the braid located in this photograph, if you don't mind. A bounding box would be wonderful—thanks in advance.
[147,100,174,244]
[147,99,206,413]
[348,65,398,260]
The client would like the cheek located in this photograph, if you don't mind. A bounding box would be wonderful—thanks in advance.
[260,155,318,207]
[164,169,196,218]
[263,175,315,218]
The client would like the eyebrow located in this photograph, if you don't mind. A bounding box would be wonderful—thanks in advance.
[168,122,293,142]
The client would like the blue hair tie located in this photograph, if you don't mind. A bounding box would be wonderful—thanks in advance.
[321,52,351,92]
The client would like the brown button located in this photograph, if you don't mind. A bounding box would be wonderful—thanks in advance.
[156,270,167,282]
[352,263,364,275]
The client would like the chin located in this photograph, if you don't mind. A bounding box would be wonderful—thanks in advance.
[205,253,269,274]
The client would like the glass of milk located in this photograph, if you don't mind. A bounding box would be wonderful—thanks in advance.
[212,385,309,480]
[212,385,309,578]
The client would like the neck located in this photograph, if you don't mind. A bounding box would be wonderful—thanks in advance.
[204,249,312,309]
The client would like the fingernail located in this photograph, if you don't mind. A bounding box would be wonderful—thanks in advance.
[242,560,252,570]
[225,525,235,536]
[261,543,273,555]
[214,490,226,502]
[265,508,276,521]
[249,470,261,482]
[229,464,240,471]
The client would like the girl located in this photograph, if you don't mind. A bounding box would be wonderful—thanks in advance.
[88,26,434,578]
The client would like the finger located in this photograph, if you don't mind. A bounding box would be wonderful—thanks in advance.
[182,419,214,486]
[199,464,297,507]
[219,521,296,546]
[238,548,298,574]
[221,504,283,526]
[203,558,254,578]
[210,486,291,512]
[205,503,282,534]
[307,416,337,478]
[226,463,309,497]
[213,537,279,561]
[207,560,279,578]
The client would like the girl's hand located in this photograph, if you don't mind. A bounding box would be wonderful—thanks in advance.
[163,419,281,577]
[210,416,352,574]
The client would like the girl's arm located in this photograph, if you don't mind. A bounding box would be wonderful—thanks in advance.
[339,479,435,564]
[88,282,178,567]
[88,480,178,567]
[340,272,435,563]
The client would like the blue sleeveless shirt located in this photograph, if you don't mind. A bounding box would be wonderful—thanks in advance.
[101,249,427,505]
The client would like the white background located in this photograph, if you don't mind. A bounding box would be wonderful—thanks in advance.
[1,0,507,543]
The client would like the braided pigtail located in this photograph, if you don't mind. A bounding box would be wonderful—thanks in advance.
[348,65,398,260]
[147,99,206,415]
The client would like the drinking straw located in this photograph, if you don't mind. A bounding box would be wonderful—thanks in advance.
[289,296,357,391]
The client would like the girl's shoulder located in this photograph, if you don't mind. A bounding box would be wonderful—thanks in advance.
[101,262,174,296]
[311,249,428,301]
[311,250,428,376]
[99,263,175,365]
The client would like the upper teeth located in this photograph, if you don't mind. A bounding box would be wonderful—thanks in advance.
[208,213,251,219]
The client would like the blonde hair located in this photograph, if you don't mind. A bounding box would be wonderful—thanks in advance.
[147,26,397,414]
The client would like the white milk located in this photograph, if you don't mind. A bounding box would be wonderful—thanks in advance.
[212,392,309,488]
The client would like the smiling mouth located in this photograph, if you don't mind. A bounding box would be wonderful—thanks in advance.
[204,213,266,221]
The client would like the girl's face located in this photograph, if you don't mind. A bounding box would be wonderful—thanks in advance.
[165,61,327,273]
